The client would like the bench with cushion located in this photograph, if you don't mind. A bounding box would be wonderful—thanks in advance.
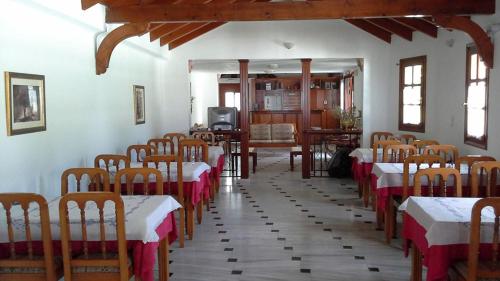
[249,123,297,147]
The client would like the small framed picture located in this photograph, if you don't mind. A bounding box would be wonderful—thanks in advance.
[134,85,145,125]
[4,72,46,136]
[325,82,331,89]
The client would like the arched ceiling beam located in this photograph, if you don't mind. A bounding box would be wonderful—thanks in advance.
[169,22,225,50]
[433,16,494,68]
[105,0,495,23]
[345,19,392,43]
[95,23,149,75]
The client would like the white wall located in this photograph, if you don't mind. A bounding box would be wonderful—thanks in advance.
[0,0,167,199]
[161,20,395,145]
[389,3,500,158]
[190,72,219,126]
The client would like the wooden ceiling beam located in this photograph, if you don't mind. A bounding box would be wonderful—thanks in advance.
[345,19,392,43]
[433,16,494,68]
[95,23,149,75]
[159,22,208,46]
[169,22,225,50]
[367,18,413,41]
[105,0,495,23]
[392,17,438,38]
[149,23,186,41]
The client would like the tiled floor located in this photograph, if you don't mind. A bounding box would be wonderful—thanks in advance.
[168,149,411,281]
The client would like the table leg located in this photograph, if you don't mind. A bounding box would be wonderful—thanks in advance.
[252,153,257,173]
[362,180,369,208]
[357,182,362,199]
[187,203,194,240]
[197,200,203,224]
[290,152,294,171]
[158,236,169,281]
[385,195,393,244]
[411,244,423,281]
[178,207,185,248]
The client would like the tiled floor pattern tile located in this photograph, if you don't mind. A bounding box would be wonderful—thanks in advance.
[166,149,411,281]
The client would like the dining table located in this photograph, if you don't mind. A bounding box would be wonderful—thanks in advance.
[400,196,496,281]
[0,195,181,281]
[349,148,382,206]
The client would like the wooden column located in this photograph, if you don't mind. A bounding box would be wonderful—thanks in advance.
[239,59,250,179]
[301,59,312,178]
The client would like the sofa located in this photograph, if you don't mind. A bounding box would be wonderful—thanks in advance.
[249,123,297,147]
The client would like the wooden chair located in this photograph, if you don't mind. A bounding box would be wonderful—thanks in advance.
[0,193,61,281]
[192,131,217,146]
[385,154,445,243]
[413,139,440,154]
[471,161,500,197]
[61,168,110,195]
[423,144,459,164]
[94,154,130,173]
[370,131,394,147]
[126,144,157,163]
[414,167,462,197]
[364,139,400,209]
[59,192,133,281]
[114,168,163,196]
[457,156,496,194]
[143,155,186,246]
[163,133,187,153]
[179,139,210,225]
[382,144,417,163]
[450,197,500,281]
[398,134,417,144]
[147,138,175,155]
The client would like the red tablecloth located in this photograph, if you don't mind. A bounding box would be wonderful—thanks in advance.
[116,171,212,206]
[351,158,373,183]
[0,213,177,281]
[210,155,225,186]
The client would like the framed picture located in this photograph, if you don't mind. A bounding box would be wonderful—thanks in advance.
[4,72,46,136]
[325,82,331,89]
[133,85,145,124]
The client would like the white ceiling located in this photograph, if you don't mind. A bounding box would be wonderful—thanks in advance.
[190,58,361,74]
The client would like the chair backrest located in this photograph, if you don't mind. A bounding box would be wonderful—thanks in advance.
[471,161,500,197]
[457,156,496,188]
[467,197,500,281]
[370,131,394,147]
[372,139,401,163]
[143,155,184,202]
[179,139,209,163]
[0,193,57,281]
[382,144,417,163]
[61,168,110,195]
[59,192,128,281]
[398,134,417,144]
[413,139,440,154]
[403,155,445,200]
[414,167,462,197]
[423,144,459,164]
[126,144,157,163]
[114,167,163,196]
[147,138,175,155]
[192,132,216,146]
[163,133,187,152]
[94,154,130,173]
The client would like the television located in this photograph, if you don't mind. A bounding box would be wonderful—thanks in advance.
[208,107,238,130]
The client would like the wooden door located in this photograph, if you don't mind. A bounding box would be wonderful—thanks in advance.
[219,83,241,128]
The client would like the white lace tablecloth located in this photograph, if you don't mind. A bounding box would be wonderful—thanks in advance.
[401,196,495,246]
[349,148,382,163]
[372,163,470,189]
[0,195,181,243]
[106,161,211,184]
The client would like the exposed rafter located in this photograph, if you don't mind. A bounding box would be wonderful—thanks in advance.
[159,22,207,46]
[104,0,495,23]
[367,18,413,41]
[392,17,438,38]
[150,23,186,41]
[169,22,225,50]
[345,19,392,43]
[95,23,149,75]
[433,16,494,68]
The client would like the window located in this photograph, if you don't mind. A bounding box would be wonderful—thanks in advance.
[465,45,489,149]
[398,56,426,132]
[224,91,241,111]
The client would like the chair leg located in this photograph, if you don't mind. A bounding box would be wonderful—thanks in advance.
[158,237,169,281]
[187,203,194,240]
[357,182,362,199]
[178,208,185,248]
[290,152,294,171]
[385,197,393,244]
[197,200,203,224]
[362,181,369,208]
[411,245,423,281]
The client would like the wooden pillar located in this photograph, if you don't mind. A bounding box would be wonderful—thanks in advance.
[239,59,250,179]
[301,59,312,178]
